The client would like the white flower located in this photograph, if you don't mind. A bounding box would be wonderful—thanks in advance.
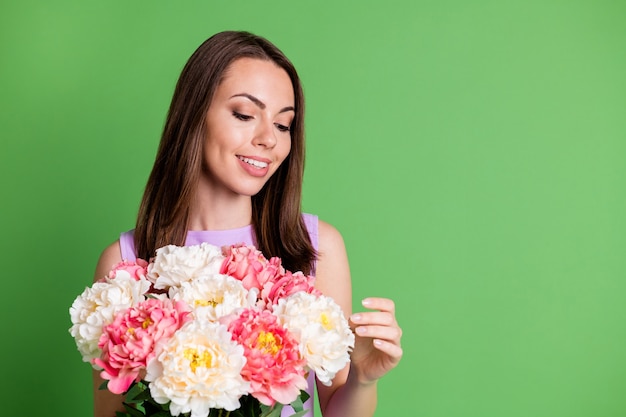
[146,320,249,417]
[168,273,256,322]
[68,272,151,366]
[273,292,355,386]
[147,243,225,290]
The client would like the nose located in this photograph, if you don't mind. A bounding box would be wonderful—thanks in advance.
[252,118,277,148]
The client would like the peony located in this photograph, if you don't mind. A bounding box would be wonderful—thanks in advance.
[146,320,249,417]
[107,259,149,281]
[168,273,255,322]
[220,244,284,291]
[94,298,191,394]
[273,292,355,385]
[69,273,151,365]
[262,270,320,305]
[148,243,225,290]
[226,308,307,406]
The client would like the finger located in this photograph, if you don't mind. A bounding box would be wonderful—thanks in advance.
[350,311,397,327]
[354,324,402,342]
[362,297,395,313]
[373,338,403,361]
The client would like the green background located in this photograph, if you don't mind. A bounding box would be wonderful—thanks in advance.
[1,1,625,416]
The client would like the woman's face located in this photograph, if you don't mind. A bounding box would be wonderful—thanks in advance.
[201,57,294,199]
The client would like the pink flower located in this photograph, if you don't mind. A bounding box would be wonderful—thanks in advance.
[94,298,191,394]
[220,245,283,291]
[108,259,149,280]
[226,309,307,406]
[262,271,320,305]
[257,257,285,289]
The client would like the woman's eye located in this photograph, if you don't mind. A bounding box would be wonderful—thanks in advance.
[233,111,252,121]
[275,123,291,133]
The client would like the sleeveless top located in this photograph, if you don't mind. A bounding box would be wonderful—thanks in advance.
[118,213,318,417]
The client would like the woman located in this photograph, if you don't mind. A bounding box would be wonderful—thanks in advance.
[93,31,402,417]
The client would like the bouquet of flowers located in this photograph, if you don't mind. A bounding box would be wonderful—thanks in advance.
[69,243,355,417]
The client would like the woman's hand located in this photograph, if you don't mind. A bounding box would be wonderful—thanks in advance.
[348,297,403,384]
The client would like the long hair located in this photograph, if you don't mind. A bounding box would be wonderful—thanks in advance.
[134,31,316,274]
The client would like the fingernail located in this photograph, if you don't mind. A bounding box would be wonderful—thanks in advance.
[374,339,383,346]
[351,314,362,322]
[356,326,367,335]
[362,298,372,306]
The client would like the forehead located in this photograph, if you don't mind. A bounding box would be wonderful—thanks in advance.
[216,58,295,105]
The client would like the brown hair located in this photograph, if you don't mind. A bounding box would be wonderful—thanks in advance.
[134,31,316,274]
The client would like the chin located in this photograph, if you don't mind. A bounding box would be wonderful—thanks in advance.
[238,175,277,197]
[234,183,269,198]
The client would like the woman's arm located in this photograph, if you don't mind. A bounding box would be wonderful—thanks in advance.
[92,241,126,417]
[314,220,403,417]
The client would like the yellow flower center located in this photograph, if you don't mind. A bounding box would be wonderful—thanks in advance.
[184,348,213,373]
[320,313,333,330]
[127,317,153,335]
[256,331,282,355]
[195,296,223,308]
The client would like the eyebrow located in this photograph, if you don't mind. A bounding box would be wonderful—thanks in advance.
[230,93,295,113]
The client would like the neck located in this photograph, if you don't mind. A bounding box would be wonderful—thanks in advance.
[188,185,253,231]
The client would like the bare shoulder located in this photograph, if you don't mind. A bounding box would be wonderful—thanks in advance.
[316,219,349,273]
[93,241,123,283]
[314,219,352,312]
[317,219,347,254]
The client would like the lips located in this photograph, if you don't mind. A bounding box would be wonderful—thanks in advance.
[237,155,269,169]
[236,155,271,178]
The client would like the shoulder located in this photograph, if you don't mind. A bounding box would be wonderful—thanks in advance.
[317,219,346,254]
[93,240,122,283]
[314,219,352,308]
[301,213,343,252]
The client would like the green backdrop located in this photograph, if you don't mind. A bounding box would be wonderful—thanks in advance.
[1,1,625,416]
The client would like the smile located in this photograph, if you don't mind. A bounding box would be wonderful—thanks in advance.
[237,156,269,169]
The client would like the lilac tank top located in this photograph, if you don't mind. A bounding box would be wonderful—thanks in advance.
[119,213,318,417]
